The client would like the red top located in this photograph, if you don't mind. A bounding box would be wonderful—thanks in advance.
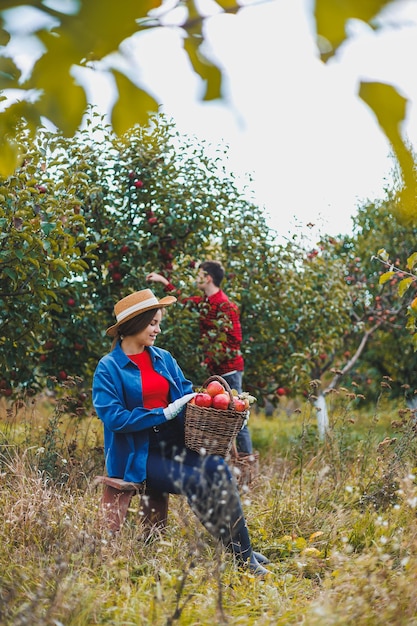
[128,350,170,408]
[164,282,244,375]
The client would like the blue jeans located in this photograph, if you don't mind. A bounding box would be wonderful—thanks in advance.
[146,446,252,560]
[221,371,253,454]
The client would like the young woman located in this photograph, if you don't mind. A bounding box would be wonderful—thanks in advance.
[92,288,270,576]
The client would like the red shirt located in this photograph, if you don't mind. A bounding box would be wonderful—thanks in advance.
[128,350,169,408]
[164,283,244,375]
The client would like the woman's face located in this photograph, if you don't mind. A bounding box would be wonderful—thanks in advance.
[134,309,162,348]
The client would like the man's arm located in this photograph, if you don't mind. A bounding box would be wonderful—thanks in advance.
[146,272,170,288]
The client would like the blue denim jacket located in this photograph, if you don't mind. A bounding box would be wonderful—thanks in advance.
[92,342,194,482]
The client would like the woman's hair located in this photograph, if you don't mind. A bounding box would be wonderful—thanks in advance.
[111,308,161,350]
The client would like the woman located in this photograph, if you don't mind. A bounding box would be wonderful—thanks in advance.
[92,288,270,576]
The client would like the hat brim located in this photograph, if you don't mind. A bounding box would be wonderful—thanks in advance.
[106,295,177,337]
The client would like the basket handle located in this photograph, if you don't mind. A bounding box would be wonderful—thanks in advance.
[203,374,234,409]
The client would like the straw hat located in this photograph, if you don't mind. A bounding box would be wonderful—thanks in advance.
[106,289,176,337]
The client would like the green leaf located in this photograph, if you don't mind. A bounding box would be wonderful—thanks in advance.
[111,70,159,134]
[3,266,17,280]
[398,277,414,297]
[379,271,395,285]
[41,223,56,236]
[0,56,21,88]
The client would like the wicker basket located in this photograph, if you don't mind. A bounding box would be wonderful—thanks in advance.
[185,375,247,457]
[227,441,260,488]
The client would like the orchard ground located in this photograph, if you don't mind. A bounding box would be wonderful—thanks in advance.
[1,377,417,625]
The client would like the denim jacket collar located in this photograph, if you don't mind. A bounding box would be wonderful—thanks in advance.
[111,341,163,368]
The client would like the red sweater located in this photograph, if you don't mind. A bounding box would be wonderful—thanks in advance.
[164,283,244,375]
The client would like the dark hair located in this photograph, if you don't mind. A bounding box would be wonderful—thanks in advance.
[111,308,161,349]
[199,260,224,287]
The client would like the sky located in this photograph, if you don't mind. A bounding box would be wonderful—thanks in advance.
[5,0,417,242]
[98,0,417,242]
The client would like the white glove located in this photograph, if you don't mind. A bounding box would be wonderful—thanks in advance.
[241,410,250,430]
[163,393,197,420]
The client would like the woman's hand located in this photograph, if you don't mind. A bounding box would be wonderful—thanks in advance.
[163,393,197,420]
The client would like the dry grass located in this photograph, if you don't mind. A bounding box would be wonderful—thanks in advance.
[1,383,417,625]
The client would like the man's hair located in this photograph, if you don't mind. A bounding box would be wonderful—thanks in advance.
[199,260,225,287]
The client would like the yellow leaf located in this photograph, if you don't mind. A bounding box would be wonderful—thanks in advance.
[183,37,222,101]
[407,252,417,271]
[377,248,389,262]
[0,137,20,177]
[111,71,159,134]
[214,0,240,13]
[294,537,307,551]
[359,81,417,218]
[309,531,324,542]
[31,33,87,135]
[301,547,321,558]
[398,277,414,297]
[314,0,393,60]
[379,271,395,285]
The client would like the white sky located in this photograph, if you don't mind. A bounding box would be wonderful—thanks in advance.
[5,0,417,241]
[106,0,417,241]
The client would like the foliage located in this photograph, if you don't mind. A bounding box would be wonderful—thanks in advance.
[1,0,416,220]
[0,0,231,174]
[0,112,361,403]
[2,385,417,625]
[324,196,417,401]
[315,0,417,224]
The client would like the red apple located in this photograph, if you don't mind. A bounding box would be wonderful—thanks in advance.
[58,370,67,381]
[120,245,129,255]
[233,397,246,412]
[148,217,158,225]
[194,392,212,408]
[212,393,230,410]
[206,381,225,397]
[134,180,144,188]
[112,272,122,282]
[277,387,286,396]
[67,298,75,307]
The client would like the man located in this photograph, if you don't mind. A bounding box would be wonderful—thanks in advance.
[146,260,253,453]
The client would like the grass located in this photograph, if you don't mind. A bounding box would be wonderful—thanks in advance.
[1,379,417,625]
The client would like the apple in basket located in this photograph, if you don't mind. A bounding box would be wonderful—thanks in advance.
[206,380,226,397]
[212,393,230,410]
[232,396,246,412]
[194,392,212,408]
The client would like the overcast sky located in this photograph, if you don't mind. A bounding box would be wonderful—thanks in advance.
[104,0,417,241]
